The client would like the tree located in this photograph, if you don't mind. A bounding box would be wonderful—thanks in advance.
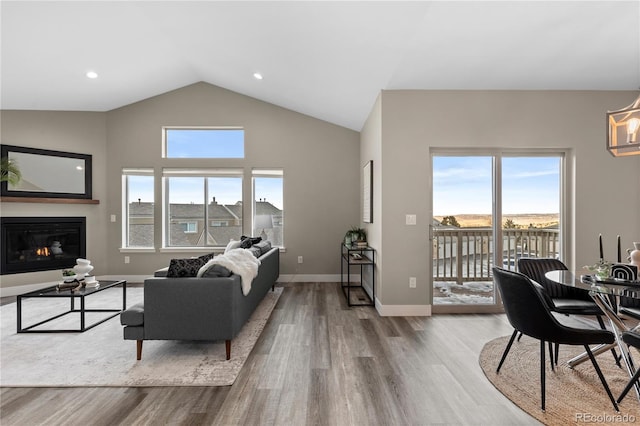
[441,215,460,227]
[503,219,517,229]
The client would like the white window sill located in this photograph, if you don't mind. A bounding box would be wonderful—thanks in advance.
[119,248,157,253]
[160,247,225,254]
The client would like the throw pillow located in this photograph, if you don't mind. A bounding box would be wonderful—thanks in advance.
[247,246,262,258]
[198,252,216,263]
[253,240,272,256]
[201,264,233,278]
[225,239,242,253]
[240,235,262,248]
[166,258,206,278]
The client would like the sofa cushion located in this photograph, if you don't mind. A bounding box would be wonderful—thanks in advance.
[166,258,206,277]
[200,264,233,278]
[225,239,242,253]
[253,240,272,256]
[154,266,169,277]
[120,303,144,326]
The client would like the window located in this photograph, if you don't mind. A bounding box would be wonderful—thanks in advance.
[431,151,565,312]
[122,168,154,248]
[163,127,244,158]
[253,169,284,247]
[163,169,243,247]
[180,222,197,233]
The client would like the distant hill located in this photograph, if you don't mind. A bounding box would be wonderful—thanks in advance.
[434,213,559,228]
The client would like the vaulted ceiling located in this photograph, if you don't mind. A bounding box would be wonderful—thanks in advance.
[2,1,639,131]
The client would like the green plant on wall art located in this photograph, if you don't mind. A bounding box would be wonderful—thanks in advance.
[0,157,21,185]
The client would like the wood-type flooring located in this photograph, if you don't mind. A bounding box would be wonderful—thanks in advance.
[1,282,537,425]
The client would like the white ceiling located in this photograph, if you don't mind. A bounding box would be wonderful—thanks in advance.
[2,1,639,131]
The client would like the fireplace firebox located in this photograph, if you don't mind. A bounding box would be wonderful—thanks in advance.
[1,217,86,275]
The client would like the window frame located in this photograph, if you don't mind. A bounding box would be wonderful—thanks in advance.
[252,169,284,248]
[162,126,245,159]
[162,168,244,249]
[121,168,155,250]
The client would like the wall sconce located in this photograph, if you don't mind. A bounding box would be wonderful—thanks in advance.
[607,94,640,157]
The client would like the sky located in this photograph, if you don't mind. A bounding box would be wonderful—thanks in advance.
[129,131,560,216]
[126,129,284,209]
[433,156,560,216]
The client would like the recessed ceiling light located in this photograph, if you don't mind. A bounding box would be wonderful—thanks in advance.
[86,71,98,79]
[253,72,263,80]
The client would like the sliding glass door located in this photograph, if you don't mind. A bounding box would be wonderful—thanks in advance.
[431,152,563,313]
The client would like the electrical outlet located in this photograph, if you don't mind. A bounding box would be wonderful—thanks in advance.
[298,256,303,264]
[124,256,130,264]
[409,277,417,288]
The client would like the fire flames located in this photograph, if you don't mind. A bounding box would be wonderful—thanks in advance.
[35,247,50,257]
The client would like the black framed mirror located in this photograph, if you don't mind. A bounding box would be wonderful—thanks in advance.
[1,145,92,199]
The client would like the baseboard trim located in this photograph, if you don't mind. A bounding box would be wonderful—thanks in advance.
[375,301,432,317]
[277,274,360,283]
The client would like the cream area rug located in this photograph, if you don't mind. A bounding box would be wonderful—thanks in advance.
[1,286,282,387]
[480,334,640,425]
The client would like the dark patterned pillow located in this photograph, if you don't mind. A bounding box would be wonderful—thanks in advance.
[198,252,215,263]
[240,235,262,248]
[166,258,206,278]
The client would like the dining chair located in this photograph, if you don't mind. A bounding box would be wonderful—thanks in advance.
[517,257,620,366]
[493,267,619,411]
[618,295,640,321]
[617,330,640,404]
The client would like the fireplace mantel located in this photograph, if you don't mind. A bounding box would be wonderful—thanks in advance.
[1,197,99,204]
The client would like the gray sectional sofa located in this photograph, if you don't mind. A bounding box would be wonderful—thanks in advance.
[120,247,279,360]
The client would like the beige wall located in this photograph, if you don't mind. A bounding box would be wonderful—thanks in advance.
[367,90,640,311]
[0,110,108,289]
[105,83,360,278]
[1,83,360,293]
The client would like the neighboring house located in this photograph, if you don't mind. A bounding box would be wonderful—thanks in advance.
[128,200,283,248]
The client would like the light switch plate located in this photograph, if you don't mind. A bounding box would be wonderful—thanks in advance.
[406,214,417,225]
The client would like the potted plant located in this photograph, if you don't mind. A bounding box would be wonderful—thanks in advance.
[344,226,367,247]
[585,259,612,280]
[0,157,21,185]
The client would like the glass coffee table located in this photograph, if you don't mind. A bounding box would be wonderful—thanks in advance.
[17,279,127,333]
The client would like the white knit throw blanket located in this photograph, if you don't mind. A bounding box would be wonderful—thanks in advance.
[200,248,261,295]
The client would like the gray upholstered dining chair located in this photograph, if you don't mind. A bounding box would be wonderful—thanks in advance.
[493,267,619,412]
[517,257,620,366]
[617,330,640,403]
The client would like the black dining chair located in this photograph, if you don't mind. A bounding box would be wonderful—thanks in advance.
[493,267,619,411]
[517,257,620,366]
[617,330,640,404]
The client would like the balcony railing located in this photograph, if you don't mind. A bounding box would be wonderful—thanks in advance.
[433,227,559,284]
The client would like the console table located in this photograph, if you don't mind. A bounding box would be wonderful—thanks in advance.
[341,243,375,307]
[17,279,127,333]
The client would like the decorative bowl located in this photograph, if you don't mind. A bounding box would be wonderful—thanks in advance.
[63,274,78,282]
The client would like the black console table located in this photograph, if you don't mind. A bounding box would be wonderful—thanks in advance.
[341,243,375,307]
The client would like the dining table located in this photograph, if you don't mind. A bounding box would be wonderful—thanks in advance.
[545,270,640,400]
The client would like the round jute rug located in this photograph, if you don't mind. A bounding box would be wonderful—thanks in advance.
[479,335,640,425]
